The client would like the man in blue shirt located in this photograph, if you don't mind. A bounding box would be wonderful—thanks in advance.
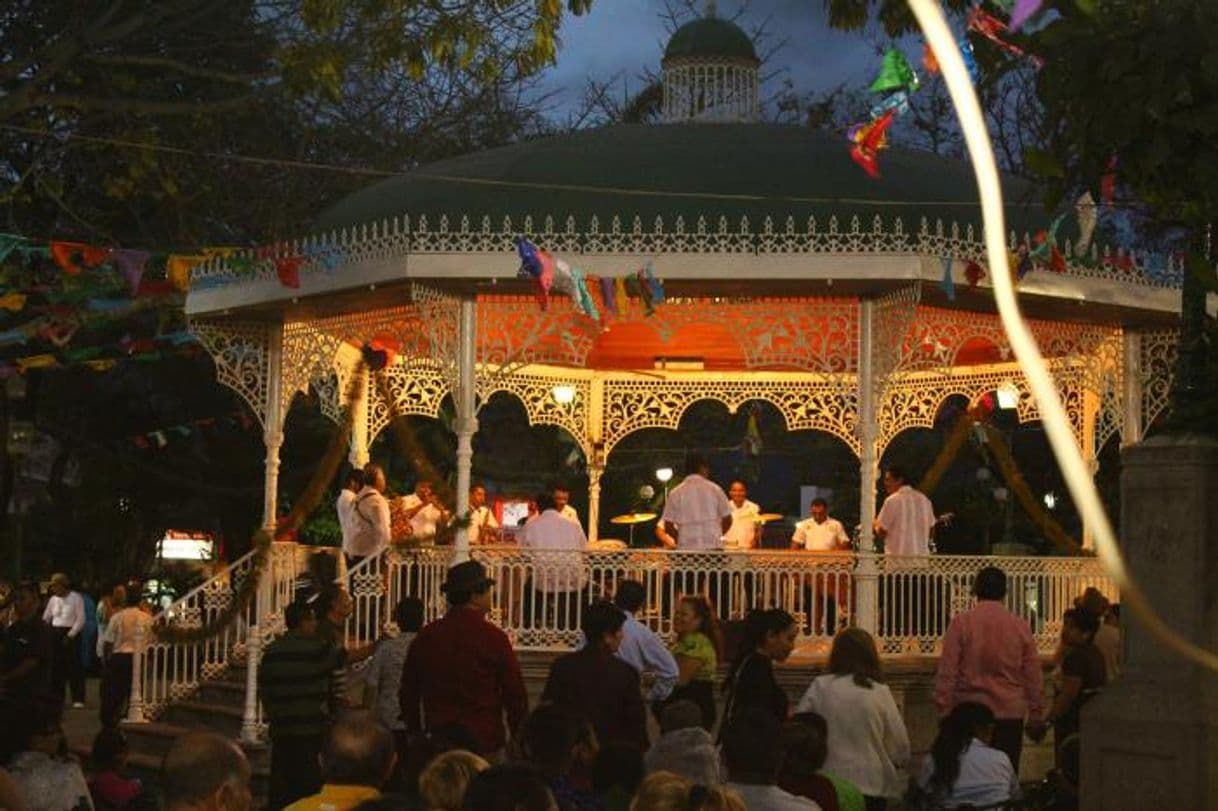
[612,580,679,702]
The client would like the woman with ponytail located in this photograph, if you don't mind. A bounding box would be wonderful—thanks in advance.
[629,772,744,811]
[721,608,797,731]
[916,702,1017,808]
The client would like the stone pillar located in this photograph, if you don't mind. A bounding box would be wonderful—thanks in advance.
[1080,435,1218,810]
[453,296,478,563]
[855,299,880,636]
[1122,331,1144,446]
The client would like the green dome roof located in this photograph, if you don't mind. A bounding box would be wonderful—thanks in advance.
[315,123,1049,237]
[663,17,758,62]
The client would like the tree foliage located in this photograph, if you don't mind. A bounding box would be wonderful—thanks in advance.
[0,0,592,245]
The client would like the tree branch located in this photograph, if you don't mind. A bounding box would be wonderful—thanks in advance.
[27,93,257,116]
[79,55,268,85]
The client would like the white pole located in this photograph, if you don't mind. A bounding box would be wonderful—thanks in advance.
[243,323,284,743]
[855,299,880,636]
[454,297,478,563]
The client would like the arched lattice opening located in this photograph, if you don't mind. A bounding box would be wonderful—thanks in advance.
[600,398,857,546]
[470,391,588,518]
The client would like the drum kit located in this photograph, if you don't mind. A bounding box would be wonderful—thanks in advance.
[607,511,785,546]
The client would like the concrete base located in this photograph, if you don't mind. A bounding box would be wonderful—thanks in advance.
[1081,434,1218,810]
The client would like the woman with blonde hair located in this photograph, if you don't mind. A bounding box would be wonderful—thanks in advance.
[630,772,744,811]
[419,750,489,811]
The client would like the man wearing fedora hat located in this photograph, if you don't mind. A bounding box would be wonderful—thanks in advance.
[399,560,528,759]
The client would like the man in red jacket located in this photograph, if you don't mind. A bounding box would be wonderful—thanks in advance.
[398,560,528,759]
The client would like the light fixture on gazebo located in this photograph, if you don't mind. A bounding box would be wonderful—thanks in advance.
[995,380,1020,410]
[1043,491,1058,510]
[551,384,577,405]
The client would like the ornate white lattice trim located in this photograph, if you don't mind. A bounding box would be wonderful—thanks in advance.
[280,323,344,429]
[189,319,272,430]
[477,372,592,453]
[601,375,859,455]
[877,362,1086,453]
[873,284,922,395]
[189,214,1185,292]
[367,362,451,444]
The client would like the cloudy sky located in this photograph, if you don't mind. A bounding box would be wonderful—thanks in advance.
[536,0,882,120]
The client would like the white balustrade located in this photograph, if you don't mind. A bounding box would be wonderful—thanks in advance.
[344,546,1114,657]
[131,541,304,723]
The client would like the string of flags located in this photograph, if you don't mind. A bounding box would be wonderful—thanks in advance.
[128,409,255,450]
[0,331,202,378]
[847,1,1047,179]
[0,233,343,301]
[514,237,665,320]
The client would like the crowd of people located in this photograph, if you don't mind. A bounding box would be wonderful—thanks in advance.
[245,552,1117,811]
[0,454,1120,811]
[0,574,158,811]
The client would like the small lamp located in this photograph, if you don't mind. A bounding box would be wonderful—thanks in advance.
[655,467,674,483]
[995,380,1020,410]
[551,384,577,405]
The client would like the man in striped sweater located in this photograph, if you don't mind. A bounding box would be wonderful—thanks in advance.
[259,601,347,810]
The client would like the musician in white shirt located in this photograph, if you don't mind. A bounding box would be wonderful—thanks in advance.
[348,464,392,564]
[520,492,588,624]
[398,479,450,543]
[467,484,500,546]
[792,498,852,634]
[722,481,760,550]
[660,455,733,551]
[552,484,580,527]
[874,465,936,556]
[792,498,850,551]
[336,468,363,566]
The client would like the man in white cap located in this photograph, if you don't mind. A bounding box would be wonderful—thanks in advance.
[44,572,86,708]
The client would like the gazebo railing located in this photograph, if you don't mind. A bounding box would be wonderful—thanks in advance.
[344,546,1115,657]
[129,541,303,725]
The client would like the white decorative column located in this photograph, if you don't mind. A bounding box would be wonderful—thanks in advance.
[243,322,284,744]
[587,378,606,544]
[1122,331,1144,445]
[348,369,370,469]
[854,299,880,636]
[125,616,146,723]
[453,296,478,563]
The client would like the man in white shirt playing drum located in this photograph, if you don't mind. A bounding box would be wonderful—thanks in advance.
[466,484,500,546]
[792,498,852,635]
[519,492,588,628]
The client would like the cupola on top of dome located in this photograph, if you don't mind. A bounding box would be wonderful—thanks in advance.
[660,2,760,124]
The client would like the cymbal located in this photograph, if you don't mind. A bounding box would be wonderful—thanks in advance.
[611,512,658,525]
[756,513,784,523]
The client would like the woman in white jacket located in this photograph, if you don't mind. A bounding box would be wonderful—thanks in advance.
[795,628,910,811]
